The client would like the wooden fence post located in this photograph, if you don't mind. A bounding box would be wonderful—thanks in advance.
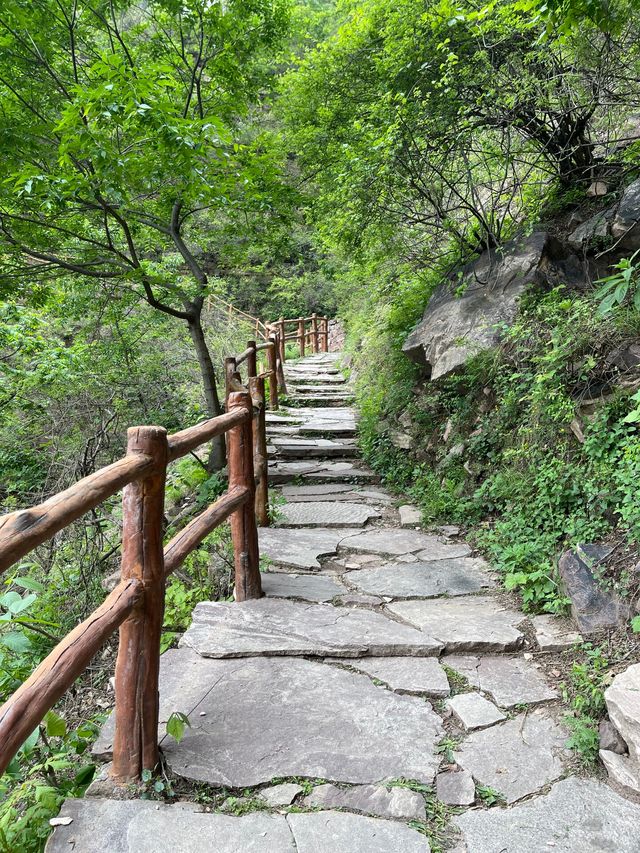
[298,318,306,358]
[224,357,237,407]
[249,377,269,527]
[311,313,319,353]
[266,337,278,410]
[111,426,168,782]
[321,318,329,352]
[278,318,286,362]
[276,349,287,395]
[227,391,262,601]
[247,340,257,379]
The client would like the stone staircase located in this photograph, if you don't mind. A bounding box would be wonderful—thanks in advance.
[47,353,640,852]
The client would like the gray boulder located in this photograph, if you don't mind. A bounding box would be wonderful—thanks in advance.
[558,543,629,633]
[403,232,582,380]
[568,177,640,252]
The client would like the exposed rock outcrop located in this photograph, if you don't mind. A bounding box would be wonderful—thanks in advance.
[403,232,583,380]
[569,177,640,252]
[557,544,630,633]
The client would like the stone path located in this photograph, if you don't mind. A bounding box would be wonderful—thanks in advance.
[49,352,640,852]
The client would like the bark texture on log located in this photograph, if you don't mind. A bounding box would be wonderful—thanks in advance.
[0,454,153,574]
[111,426,168,782]
[227,392,262,601]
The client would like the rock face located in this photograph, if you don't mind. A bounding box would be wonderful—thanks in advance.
[569,177,640,252]
[403,232,582,379]
[558,543,628,632]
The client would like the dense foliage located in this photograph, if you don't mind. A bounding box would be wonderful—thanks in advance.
[4,0,640,845]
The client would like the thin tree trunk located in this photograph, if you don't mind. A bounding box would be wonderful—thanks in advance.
[186,308,225,472]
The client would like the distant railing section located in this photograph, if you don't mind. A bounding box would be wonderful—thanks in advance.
[267,314,330,360]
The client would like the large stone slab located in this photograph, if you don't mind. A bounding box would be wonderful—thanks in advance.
[258,527,352,570]
[287,811,429,853]
[605,663,640,763]
[277,501,380,528]
[161,655,443,786]
[303,783,426,821]
[333,656,450,697]
[442,655,558,707]
[454,710,567,803]
[46,799,296,852]
[281,483,354,497]
[182,598,443,658]
[340,529,472,558]
[262,572,345,602]
[454,776,640,852]
[345,558,494,599]
[47,799,430,852]
[387,598,524,653]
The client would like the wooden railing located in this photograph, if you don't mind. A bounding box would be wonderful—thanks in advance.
[0,380,271,782]
[267,314,330,361]
[0,309,331,783]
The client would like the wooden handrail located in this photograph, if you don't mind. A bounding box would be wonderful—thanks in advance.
[0,338,273,782]
[266,314,330,360]
[168,410,248,462]
[0,579,142,776]
[164,485,249,578]
[0,453,154,573]
[0,302,333,783]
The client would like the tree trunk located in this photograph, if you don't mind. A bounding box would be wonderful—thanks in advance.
[186,308,226,472]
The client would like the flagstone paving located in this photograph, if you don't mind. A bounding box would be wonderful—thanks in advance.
[51,351,640,852]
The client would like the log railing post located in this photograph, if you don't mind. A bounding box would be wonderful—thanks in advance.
[224,357,237,407]
[249,377,269,527]
[227,391,262,601]
[298,318,305,358]
[247,340,257,379]
[278,318,286,363]
[266,337,278,410]
[324,318,330,352]
[311,313,319,353]
[111,426,168,782]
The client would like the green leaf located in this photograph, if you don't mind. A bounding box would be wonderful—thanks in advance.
[45,710,67,738]
[166,711,191,744]
[14,577,45,593]
[1,630,31,653]
[73,764,96,787]
[631,616,640,633]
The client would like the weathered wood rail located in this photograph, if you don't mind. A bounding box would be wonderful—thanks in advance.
[0,312,330,782]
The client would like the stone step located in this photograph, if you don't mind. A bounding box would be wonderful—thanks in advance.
[270,437,358,458]
[285,396,355,407]
[275,500,381,528]
[47,798,430,852]
[268,460,379,484]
